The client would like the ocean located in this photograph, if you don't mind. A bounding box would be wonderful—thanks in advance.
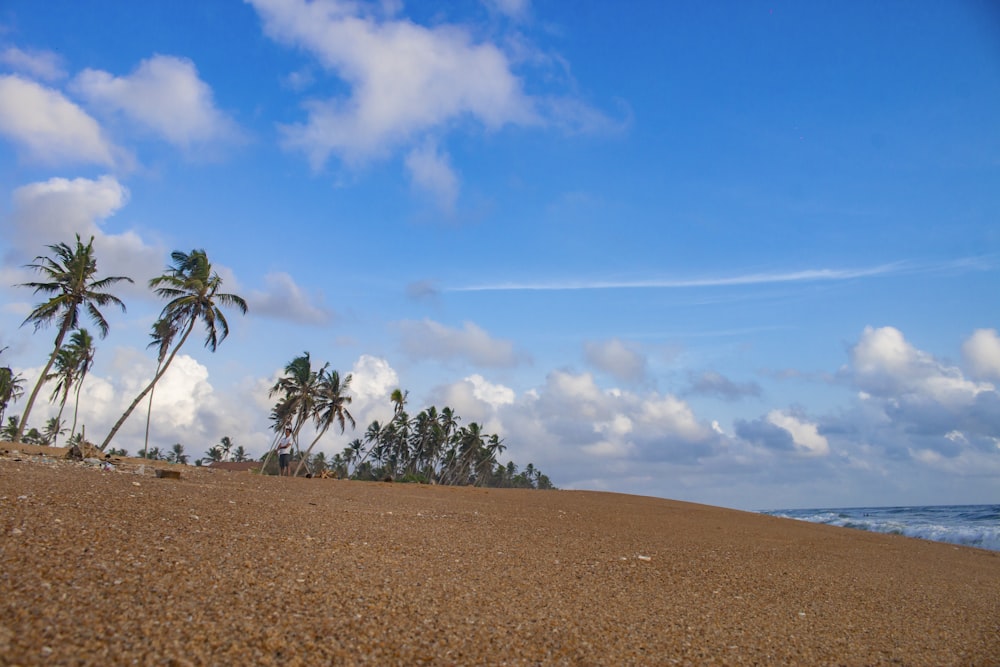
[760,504,1000,553]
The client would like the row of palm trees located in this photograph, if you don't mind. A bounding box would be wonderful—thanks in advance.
[6,235,246,455]
[266,356,553,488]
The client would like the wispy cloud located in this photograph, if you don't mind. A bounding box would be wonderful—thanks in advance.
[446,259,992,292]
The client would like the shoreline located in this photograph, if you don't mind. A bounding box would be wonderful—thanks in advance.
[2,447,998,665]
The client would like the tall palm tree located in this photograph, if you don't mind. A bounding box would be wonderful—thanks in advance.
[294,368,355,476]
[143,317,179,458]
[231,445,249,462]
[15,235,132,444]
[101,249,247,451]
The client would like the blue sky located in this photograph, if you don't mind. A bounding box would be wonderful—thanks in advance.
[1,0,998,510]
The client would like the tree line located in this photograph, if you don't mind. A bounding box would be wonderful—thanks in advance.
[2,235,553,489]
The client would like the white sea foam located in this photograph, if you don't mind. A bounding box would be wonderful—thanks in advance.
[761,505,1000,552]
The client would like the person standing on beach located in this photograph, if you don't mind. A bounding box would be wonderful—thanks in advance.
[277,426,294,477]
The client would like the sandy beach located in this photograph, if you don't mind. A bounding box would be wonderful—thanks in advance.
[1,446,998,666]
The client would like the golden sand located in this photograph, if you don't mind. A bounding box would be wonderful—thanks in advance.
[1,446,998,666]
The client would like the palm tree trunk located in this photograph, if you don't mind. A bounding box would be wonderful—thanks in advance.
[99,319,194,451]
[14,325,70,443]
[70,377,83,442]
[142,367,160,458]
[259,430,282,475]
[293,428,329,477]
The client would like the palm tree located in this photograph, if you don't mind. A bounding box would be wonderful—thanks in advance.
[142,317,179,458]
[15,235,132,444]
[264,352,321,473]
[2,416,21,441]
[219,436,234,461]
[0,353,25,425]
[101,249,247,451]
[203,445,224,463]
[168,442,188,465]
[232,445,249,462]
[294,368,355,476]
[64,329,95,444]
[41,417,65,446]
[270,353,322,439]
[45,328,95,446]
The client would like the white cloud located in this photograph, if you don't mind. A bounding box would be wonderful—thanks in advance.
[583,338,647,383]
[465,373,515,407]
[850,326,992,405]
[397,318,524,367]
[6,175,163,286]
[766,409,829,456]
[962,328,1000,381]
[404,141,459,211]
[0,46,66,81]
[71,55,240,150]
[0,75,117,165]
[251,0,538,167]
[246,272,334,325]
[349,354,400,402]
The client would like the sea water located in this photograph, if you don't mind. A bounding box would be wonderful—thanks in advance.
[760,504,1000,552]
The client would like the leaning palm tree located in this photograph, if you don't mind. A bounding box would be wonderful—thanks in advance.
[294,368,355,476]
[262,353,322,474]
[15,235,132,444]
[101,249,247,451]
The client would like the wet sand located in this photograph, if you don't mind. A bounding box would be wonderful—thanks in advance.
[1,446,998,666]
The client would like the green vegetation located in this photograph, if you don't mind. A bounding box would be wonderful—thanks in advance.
[5,236,553,490]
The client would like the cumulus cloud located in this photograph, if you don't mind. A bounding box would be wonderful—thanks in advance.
[765,410,829,456]
[849,326,992,405]
[71,55,240,150]
[500,370,721,482]
[349,354,400,402]
[0,46,66,81]
[822,326,1000,469]
[5,176,163,287]
[397,318,524,367]
[962,328,1000,381]
[0,75,117,165]
[429,374,514,432]
[583,338,647,383]
[245,271,334,325]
